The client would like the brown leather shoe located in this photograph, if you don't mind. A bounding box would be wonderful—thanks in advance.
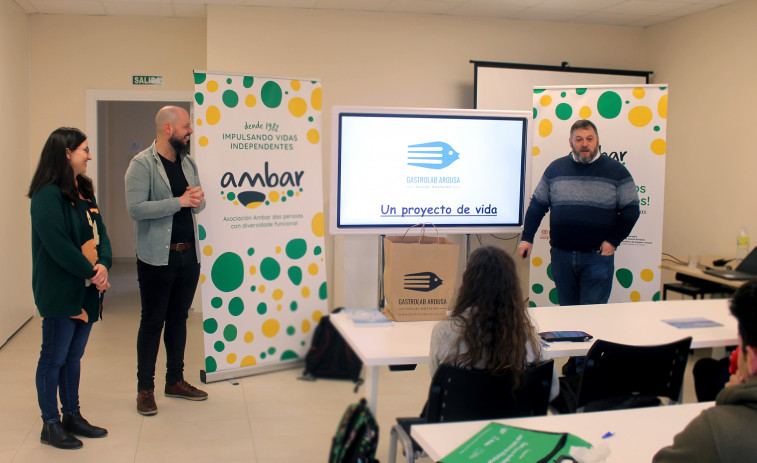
[136,389,158,416]
[165,380,208,401]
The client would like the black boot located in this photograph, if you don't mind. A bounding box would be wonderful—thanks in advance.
[40,421,83,449]
[62,412,108,438]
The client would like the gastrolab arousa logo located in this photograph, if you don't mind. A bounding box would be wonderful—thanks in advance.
[407,142,460,169]
[219,161,306,209]
[404,271,444,292]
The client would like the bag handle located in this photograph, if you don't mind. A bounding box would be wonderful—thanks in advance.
[401,222,440,243]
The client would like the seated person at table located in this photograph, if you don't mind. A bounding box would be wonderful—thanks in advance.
[653,280,757,463]
[429,246,559,401]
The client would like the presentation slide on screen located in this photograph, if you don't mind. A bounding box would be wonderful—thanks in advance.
[337,114,527,228]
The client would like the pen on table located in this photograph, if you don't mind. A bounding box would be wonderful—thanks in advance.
[602,431,614,439]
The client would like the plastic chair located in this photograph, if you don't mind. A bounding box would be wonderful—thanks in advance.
[388,359,554,463]
[574,337,692,412]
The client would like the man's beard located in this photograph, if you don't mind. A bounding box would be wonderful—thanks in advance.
[573,147,598,164]
[170,137,190,156]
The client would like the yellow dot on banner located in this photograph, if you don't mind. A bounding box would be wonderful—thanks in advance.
[240,355,257,367]
[233,201,239,205]
[276,246,281,253]
[273,289,284,301]
[288,97,307,118]
[245,94,257,107]
[640,268,654,282]
[540,95,552,107]
[658,94,668,119]
[203,245,213,256]
[312,212,324,237]
[259,285,266,293]
[302,319,311,334]
[532,146,540,156]
[307,128,320,144]
[538,119,553,137]
[249,266,257,275]
[291,80,301,91]
[651,138,666,155]
[261,318,280,338]
[206,105,221,125]
[630,291,641,302]
[199,136,209,147]
[200,274,206,284]
[269,191,280,202]
[277,304,282,311]
[579,106,592,119]
[532,257,543,267]
[633,87,645,99]
[227,353,237,364]
[308,263,319,275]
[207,80,219,92]
[312,310,323,323]
[196,119,202,126]
[244,331,254,343]
[302,286,311,298]
[311,87,322,111]
[628,106,653,127]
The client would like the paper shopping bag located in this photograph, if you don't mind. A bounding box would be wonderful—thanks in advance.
[383,232,459,321]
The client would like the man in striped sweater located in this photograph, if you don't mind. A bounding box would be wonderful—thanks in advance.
[518,119,640,307]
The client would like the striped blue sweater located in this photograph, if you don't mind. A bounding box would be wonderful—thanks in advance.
[522,154,640,251]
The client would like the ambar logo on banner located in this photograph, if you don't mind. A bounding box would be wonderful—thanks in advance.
[219,161,306,210]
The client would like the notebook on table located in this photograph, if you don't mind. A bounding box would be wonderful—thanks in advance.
[703,248,757,280]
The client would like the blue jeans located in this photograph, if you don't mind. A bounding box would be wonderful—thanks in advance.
[36,317,93,423]
[136,248,200,391]
[550,247,614,306]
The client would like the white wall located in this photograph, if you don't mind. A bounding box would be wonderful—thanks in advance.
[0,0,33,345]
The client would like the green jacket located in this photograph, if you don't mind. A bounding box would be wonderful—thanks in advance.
[652,381,757,463]
[31,184,112,321]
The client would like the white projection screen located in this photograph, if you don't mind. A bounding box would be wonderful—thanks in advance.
[473,61,650,110]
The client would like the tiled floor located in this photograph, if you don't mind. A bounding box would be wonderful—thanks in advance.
[1,263,709,463]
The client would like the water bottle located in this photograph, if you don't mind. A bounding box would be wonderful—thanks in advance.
[737,226,750,259]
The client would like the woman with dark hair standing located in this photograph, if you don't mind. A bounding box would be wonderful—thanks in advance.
[28,127,111,449]
[430,246,558,400]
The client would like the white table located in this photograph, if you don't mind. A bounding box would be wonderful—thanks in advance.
[331,299,737,412]
[411,401,713,462]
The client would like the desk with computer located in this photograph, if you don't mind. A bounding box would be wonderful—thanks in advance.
[661,248,757,299]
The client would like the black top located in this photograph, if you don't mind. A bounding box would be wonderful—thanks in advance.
[159,153,194,244]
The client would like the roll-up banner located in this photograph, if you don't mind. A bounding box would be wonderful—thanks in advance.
[529,85,668,305]
[193,71,327,382]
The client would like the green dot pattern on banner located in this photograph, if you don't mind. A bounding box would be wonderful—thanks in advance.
[250,286,256,292]
[214,341,224,352]
[560,92,566,98]
[528,301,536,308]
[205,356,216,373]
[211,252,245,292]
[288,266,303,285]
[319,281,328,300]
[260,257,281,280]
[308,117,313,122]
[260,352,266,359]
[203,318,218,334]
[546,263,553,281]
[314,246,322,256]
[226,192,236,201]
[211,297,222,309]
[281,350,298,360]
[532,283,544,294]
[261,81,283,108]
[247,248,255,256]
[287,326,295,335]
[597,91,623,119]
[243,76,254,88]
[654,126,660,132]
[229,297,244,316]
[534,89,545,94]
[194,73,206,84]
[257,302,267,315]
[195,92,204,105]
[576,88,587,95]
[652,291,661,301]
[268,347,276,355]
[290,301,298,311]
[222,89,239,108]
[616,268,633,288]
[226,78,232,84]
[286,238,307,259]
[533,108,537,119]
[198,225,206,240]
[223,324,237,342]
[549,288,559,305]
[555,103,573,121]
[287,190,294,197]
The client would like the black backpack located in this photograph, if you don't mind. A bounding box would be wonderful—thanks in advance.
[329,398,379,463]
[301,308,364,391]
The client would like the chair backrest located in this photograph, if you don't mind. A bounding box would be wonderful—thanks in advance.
[424,359,554,423]
[576,336,692,409]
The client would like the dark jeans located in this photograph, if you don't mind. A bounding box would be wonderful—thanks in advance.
[550,247,614,306]
[36,317,93,423]
[136,249,200,391]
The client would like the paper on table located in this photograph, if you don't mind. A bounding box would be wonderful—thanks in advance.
[662,317,723,329]
[343,308,393,326]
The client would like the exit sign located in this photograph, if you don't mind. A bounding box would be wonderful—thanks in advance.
[132,75,164,86]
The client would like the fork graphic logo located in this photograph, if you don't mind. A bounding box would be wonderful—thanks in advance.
[404,271,444,292]
[407,142,460,169]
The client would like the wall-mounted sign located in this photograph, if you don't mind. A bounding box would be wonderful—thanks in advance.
[132,75,164,86]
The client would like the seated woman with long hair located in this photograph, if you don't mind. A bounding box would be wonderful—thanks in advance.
[430,246,558,400]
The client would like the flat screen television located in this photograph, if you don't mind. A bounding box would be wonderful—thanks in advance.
[330,106,532,235]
